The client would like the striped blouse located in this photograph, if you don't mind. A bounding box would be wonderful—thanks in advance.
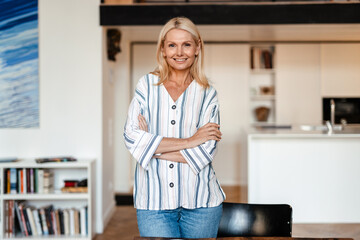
[124,73,225,210]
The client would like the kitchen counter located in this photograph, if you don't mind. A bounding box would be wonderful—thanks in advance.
[248,125,360,138]
[247,126,360,223]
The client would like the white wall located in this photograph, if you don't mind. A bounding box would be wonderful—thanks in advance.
[0,0,107,233]
[102,28,116,227]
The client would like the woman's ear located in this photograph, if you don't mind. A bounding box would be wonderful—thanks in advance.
[195,41,201,56]
[161,47,166,58]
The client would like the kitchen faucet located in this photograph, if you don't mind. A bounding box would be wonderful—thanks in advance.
[325,99,336,134]
[326,99,344,133]
[330,99,335,126]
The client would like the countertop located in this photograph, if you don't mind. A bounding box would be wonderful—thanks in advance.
[247,125,360,138]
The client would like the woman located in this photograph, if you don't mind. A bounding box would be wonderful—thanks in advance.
[124,17,225,238]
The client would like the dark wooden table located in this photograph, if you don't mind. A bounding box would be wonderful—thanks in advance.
[135,237,353,240]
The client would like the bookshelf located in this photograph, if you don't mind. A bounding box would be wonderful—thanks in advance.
[249,45,276,126]
[0,159,95,240]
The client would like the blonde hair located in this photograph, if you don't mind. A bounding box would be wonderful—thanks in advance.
[151,17,209,88]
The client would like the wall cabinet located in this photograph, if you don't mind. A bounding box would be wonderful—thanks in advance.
[321,43,360,97]
[0,159,95,240]
[276,44,322,125]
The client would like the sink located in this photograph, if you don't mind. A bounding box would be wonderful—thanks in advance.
[300,124,360,134]
[300,125,343,131]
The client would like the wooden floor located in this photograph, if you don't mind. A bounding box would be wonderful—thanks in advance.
[94,186,360,240]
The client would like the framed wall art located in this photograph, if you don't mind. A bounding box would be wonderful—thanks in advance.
[0,0,39,128]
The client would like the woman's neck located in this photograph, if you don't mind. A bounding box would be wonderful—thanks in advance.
[169,70,192,86]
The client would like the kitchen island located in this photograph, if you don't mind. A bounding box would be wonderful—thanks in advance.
[247,127,360,223]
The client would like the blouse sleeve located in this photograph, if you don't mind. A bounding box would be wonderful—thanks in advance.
[180,89,220,175]
[123,77,163,170]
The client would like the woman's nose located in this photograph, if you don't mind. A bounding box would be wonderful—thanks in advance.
[176,46,183,56]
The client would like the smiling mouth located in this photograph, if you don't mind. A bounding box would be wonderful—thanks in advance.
[173,58,187,62]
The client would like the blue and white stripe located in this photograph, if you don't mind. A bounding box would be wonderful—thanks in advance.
[124,74,225,210]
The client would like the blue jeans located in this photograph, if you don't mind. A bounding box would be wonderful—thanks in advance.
[136,204,223,238]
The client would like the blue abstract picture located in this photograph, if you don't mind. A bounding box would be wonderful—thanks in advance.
[0,0,39,128]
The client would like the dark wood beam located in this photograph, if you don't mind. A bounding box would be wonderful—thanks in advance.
[100,3,360,26]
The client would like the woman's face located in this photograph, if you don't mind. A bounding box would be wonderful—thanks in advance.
[162,29,200,73]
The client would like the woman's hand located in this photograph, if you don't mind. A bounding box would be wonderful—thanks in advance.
[187,123,222,148]
[138,114,148,132]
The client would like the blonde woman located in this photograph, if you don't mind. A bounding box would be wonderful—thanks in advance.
[124,17,225,238]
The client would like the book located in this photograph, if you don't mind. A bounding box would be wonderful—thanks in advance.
[14,201,26,236]
[0,157,18,162]
[39,208,49,235]
[43,169,54,194]
[34,168,39,193]
[10,168,17,194]
[30,168,34,193]
[22,204,32,236]
[85,206,88,235]
[9,200,14,237]
[44,205,54,235]
[74,209,79,235]
[80,206,87,236]
[26,169,30,193]
[63,209,70,235]
[59,209,65,235]
[20,169,24,193]
[32,208,43,236]
[69,208,75,235]
[37,169,44,194]
[18,202,29,236]
[55,209,61,235]
[23,168,27,194]
[5,201,9,237]
[17,169,21,193]
[35,156,77,163]
[26,207,38,236]
[51,210,57,235]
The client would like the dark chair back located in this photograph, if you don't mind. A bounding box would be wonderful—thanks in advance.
[218,202,292,237]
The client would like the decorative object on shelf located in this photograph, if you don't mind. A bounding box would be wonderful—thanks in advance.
[61,187,88,193]
[255,106,270,122]
[107,29,121,61]
[61,179,88,193]
[259,86,275,95]
[35,156,77,164]
[250,46,274,69]
[0,157,19,163]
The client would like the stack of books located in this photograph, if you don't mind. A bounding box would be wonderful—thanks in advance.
[4,168,54,194]
[4,200,88,237]
[250,46,274,69]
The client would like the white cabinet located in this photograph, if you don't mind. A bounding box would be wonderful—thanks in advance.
[276,44,322,125]
[321,43,360,97]
[0,159,95,240]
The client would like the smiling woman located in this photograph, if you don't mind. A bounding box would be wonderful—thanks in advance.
[123,17,225,239]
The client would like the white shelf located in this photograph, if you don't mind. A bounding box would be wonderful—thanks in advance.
[2,159,93,168]
[251,122,277,127]
[250,95,275,101]
[2,193,89,200]
[250,44,276,125]
[0,159,95,240]
[250,68,275,74]
[3,236,89,240]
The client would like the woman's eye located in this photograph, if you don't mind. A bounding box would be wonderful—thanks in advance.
[185,43,191,47]
[168,44,175,47]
